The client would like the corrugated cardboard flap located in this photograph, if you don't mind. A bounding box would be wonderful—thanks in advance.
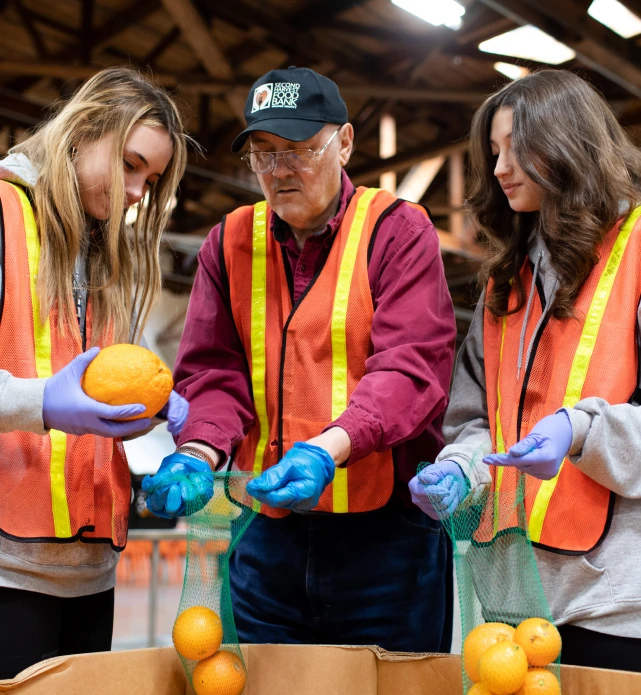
[3,644,641,694]
[240,644,377,695]
[0,647,188,695]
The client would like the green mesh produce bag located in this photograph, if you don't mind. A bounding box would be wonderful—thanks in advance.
[173,471,255,695]
[422,448,562,694]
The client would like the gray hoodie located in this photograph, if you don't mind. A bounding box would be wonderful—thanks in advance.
[0,154,119,598]
[439,230,641,638]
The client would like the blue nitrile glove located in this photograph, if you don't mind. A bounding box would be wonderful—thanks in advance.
[142,452,214,518]
[408,460,470,520]
[482,411,572,481]
[43,347,151,437]
[246,441,336,511]
[156,390,190,437]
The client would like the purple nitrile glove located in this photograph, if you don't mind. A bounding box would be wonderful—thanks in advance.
[246,441,335,511]
[43,347,151,438]
[482,410,572,481]
[408,460,469,520]
[157,390,189,437]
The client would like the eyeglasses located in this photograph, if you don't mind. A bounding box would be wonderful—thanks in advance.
[241,128,341,174]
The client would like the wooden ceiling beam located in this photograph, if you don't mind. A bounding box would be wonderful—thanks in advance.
[218,0,371,74]
[143,26,182,65]
[180,79,489,103]
[90,0,160,49]
[0,60,179,84]
[208,3,381,79]
[296,0,371,25]
[396,155,446,203]
[348,140,468,185]
[479,0,641,99]
[0,86,47,127]
[2,0,159,92]
[21,9,77,37]
[184,162,263,198]
[80,0,94,64]
[159,0,232,80]
[337,84,489,103]
[13,0,50,59]
[455,14,515,46]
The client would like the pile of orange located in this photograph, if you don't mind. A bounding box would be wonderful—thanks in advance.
[82,343,173,419]
[172,606,247,695]
[464,618,562,695]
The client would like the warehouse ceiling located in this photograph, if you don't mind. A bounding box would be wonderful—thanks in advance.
[2,0,641,341]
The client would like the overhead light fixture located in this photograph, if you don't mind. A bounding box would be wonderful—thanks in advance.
[479,25,576,65]
[494,62,531,80]
[588,0,641,38]
[392,0,465,30]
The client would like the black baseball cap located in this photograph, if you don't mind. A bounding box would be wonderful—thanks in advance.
[231,66,348,153]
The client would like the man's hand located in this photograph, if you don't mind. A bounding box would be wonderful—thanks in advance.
[142,451,214,518]
[482,411,572,481]
[246,441,336,511]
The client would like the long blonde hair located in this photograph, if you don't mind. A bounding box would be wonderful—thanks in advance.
[11,66,189,344]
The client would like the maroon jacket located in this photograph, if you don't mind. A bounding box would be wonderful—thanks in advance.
[174,170,456,506]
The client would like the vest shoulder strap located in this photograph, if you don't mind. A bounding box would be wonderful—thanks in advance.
[0,180,26,327]
[0,196,4,325]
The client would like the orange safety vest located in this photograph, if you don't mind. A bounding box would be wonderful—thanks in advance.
[477,207,641,554]
[223,187,425,517]
[0,181,130,549]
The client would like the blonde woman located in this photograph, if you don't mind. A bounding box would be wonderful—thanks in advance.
[0,67,190,678]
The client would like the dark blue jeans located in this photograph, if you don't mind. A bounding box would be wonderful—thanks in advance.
[229,498,453,652]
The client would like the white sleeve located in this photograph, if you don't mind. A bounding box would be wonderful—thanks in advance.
[0,370,48,434]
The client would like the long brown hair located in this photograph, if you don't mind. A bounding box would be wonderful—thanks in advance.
[11,66,190,344]
[468,69,641,319]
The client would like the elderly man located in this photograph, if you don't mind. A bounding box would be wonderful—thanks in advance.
[144,67,456,652]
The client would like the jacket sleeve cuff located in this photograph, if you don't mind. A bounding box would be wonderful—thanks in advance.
[435,435,493,492]
[324,407,382,467]
[0,374,48,435]
[563,407,593,460]
[176,422,233,458]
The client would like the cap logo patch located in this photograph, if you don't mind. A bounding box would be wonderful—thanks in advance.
[271,82,300,108]
[251,83,273,113]
[251,82,301,113]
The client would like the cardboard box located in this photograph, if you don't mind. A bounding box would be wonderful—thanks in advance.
[1,645,640,694]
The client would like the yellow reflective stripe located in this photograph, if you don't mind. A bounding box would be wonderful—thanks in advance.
[331,188,380,513]
[528,206,641,543]
[493,314,508,538]
[250,201,270,512]
[16,184,72,538]
[50,429,70,535]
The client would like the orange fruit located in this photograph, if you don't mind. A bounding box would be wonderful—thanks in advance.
[463,622,516,682]
[172,606,223,661]
[82,344,173,419]
[515,668,561,695]
[479,641,528,695]
[192,649,247,695]
[468,684,495,695]
[514,618,562,667]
